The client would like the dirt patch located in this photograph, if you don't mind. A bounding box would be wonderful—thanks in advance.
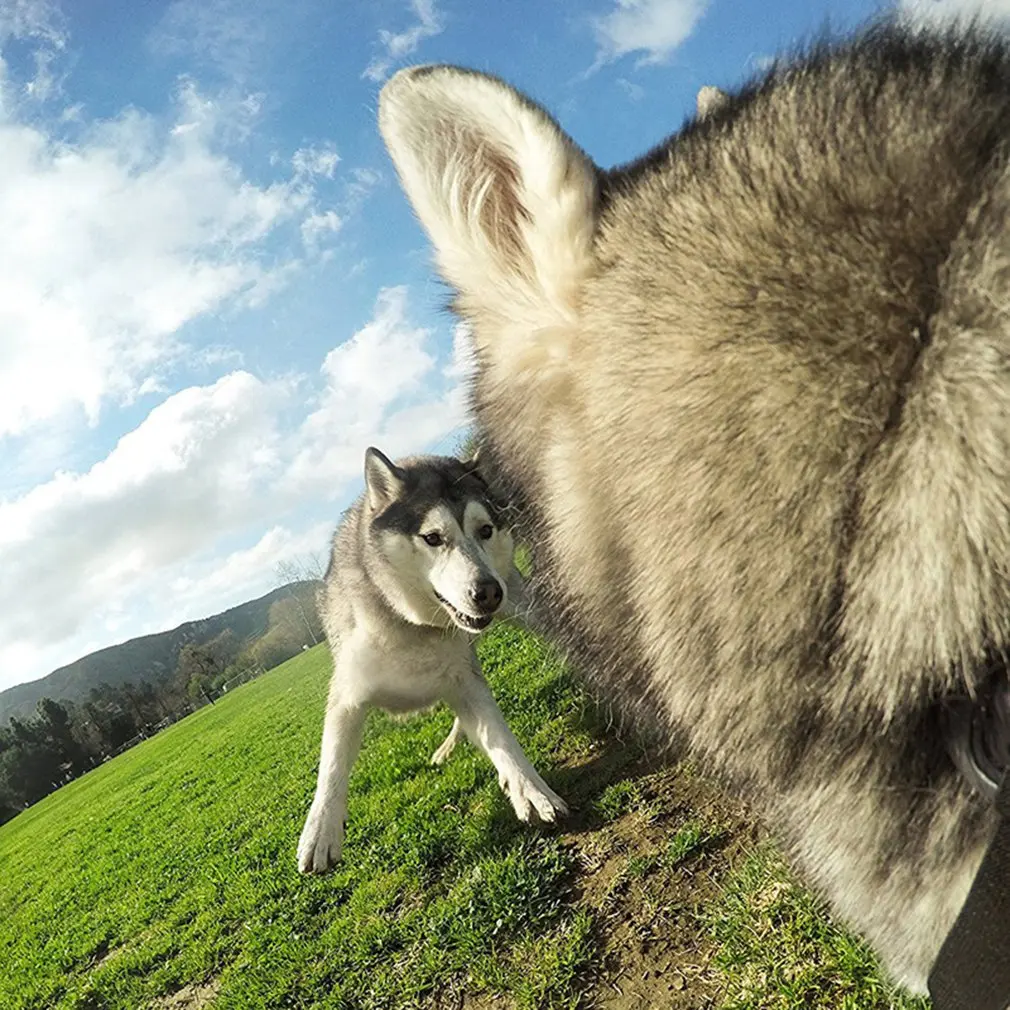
[150,977,221,1010]
[563,760,761,1010]
[439,738,765,1010]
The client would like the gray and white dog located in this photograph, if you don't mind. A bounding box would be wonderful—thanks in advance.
[378,20,1010,994]
[297,447,567,874]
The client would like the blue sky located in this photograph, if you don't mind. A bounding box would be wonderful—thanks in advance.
[0,0,999,692]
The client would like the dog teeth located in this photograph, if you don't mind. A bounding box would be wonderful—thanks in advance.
[436,592,492,630]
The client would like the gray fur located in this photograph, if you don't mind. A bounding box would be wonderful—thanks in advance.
[379,21,1010,992]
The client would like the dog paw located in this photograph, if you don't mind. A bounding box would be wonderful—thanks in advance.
[502,772,569,824]
[297,802,346,873]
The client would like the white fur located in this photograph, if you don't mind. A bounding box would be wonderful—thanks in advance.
[378,66,598,378]
[696,85,729,118]
[373,500,514,631]
[297,460,567,874]
[297,613,567,872]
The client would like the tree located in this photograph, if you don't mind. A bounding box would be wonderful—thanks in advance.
[36,698,87,776]
[174,643,224,700]
[86,684,140,751]
[204,629,241,673]
[274,557,325,646]
[1,716,63,807]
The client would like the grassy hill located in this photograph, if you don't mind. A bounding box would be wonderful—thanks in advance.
[0,624,929,1010]
[0,581,321,725]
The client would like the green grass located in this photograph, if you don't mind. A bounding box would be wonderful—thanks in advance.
[0,624,931,1009]
[665,818,726,866]
[0,627,592,1010]
[709,846,932,1010]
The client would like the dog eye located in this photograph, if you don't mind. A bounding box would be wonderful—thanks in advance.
[421,532,443,547]
[478,524,494,540]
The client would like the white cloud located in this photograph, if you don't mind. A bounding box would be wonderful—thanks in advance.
[0,0,67,107]
[166,521,332,621]
[287,285,464,494]
[363,0,445,82]
[0,371,289,655]
[0,76,312,440]
[292,143,341,179]
[0,286,470,688]
[345,167,384,210]
[0,0,66,45]
[150,0,270,85]
[616,77,645,100]
[593,0,709,67]
[300,210,344,248]
[900,0,1010,23]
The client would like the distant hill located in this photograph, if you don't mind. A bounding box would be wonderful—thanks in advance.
[0,581,322,725]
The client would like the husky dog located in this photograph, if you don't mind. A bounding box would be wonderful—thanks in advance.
[377,22,1010,993]
[297,448,567,873]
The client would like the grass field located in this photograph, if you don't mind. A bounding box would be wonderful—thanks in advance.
[0,624,930,1009]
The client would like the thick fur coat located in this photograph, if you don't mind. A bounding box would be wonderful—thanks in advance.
[379,23,1010,991]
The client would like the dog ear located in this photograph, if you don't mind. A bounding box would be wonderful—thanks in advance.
[696,85,729,118]
[379,65,599,336]
[364,447,406,510]
[460,444,489,488]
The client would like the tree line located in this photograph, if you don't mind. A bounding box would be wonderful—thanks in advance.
[0,584,324,826]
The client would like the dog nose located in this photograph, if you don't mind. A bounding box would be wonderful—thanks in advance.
[471,579,503,614]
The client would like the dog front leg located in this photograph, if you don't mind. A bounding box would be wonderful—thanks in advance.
[297,697,367,873]
[446,662,568,823]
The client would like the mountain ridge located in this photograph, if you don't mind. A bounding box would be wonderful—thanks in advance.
[0,581,322,724]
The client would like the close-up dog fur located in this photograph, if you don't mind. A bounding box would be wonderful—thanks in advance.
[297,447,567,874]
[378,18,1010,995]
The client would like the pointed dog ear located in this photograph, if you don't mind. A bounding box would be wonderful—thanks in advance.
[364,447,406,510]
[460,444,488,488]
[379,65,599,335]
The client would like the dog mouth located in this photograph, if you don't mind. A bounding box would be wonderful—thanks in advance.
[434,591,494,632]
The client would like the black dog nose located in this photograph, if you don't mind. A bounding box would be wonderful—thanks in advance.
[470,579,504,614]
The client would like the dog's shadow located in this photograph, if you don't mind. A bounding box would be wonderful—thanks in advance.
[439,687,690,859]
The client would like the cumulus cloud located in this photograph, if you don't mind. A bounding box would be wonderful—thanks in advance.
[345,167,384,210]
[0,0,66,45]
[592,0,709,67]
[0,287,469,687]
[0,371,288,656]
[300,209,344,248]
[900,0,1010,23]
[0,75,314,440]
[363,0,444,82]
[287,285,465,494]
[166,521,333,624]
